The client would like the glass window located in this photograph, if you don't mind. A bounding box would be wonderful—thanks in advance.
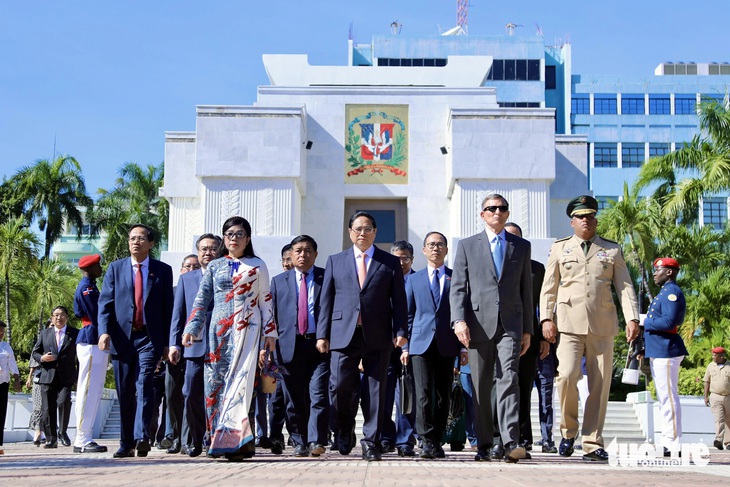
[674,95,696,114]
[622,143,645,168]
[528,60,541,81]
[594,143,618,167]
[388,58,400,67]
[377,58,388,66]
[400,58,412,67]
[649,143,670,158]
[621,95,645,114]
[596,196,616,212]
[364,210,396,243]
[424,59,435,67]
[516,59,527,80]
[649,95,671,114]
[412,59,424,67]
[491,60,503,80]
[435,58,447,67]
[545,65,556,89]
[594,95,617,114]
[572,96,590,114]
[504,60,516,80]
[703,197,728,230]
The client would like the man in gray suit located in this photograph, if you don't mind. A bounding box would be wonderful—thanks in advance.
[450,193,533,463]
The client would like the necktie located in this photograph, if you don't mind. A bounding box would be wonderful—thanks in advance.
[358,253,368,288]
[582,240,591,256]
[492,236,504,279]
[133,263,144,330]
[430,268,441,308]
[297,272,309,335]
[56,329,62,349]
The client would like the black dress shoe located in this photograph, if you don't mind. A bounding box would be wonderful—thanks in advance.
[362,444,381,462]
[43,440,58,449]
[159,436,173,449]
[270,439,284,455]
[542,442,558,454]
[491,443,504,460]
[397,445,415,457]
[308,442,325,456]
[113,447,135,458]
[582,448,609,463]
[256,437,273,449]
[450,442,464,452]
[504,441,526,462]
[420,440,435,459]
[59,433,71,447]
[293,444,309,457]
[166,441,181,454]
[136,439,151,457]
[715,440,724,450]
[73,442,108,453]
[474,446,492,462]
[188,446,203,458]
[379,440,394,454]
[337,435,353,456]
[559,437,575,457]
[433,443,446,459]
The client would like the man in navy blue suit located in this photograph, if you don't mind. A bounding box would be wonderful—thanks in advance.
[317,211,408,462]
[168,233,220,457]
[271,235,329,457]
[402,232,464,459]
[98,224,174,459]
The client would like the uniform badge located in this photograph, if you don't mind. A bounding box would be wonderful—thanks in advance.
[596,250,608,258]
[668,294,677,302]
[563,247,572,254]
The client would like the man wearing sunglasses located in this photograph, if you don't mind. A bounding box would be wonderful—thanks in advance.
[539,195,639,464]
[451,193,533,463]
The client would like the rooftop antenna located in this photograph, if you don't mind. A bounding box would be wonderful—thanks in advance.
[390,21,402,35]
[535,23,543,37]
[506,22,523,35]
[457,0,468,35]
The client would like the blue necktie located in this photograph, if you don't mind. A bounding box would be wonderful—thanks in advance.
[430,268,440,308]
[492,236,503,279]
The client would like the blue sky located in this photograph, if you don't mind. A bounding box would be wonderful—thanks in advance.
[1,0,727,195]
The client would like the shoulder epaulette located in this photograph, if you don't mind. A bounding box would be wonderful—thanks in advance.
[600,237,618,244]
[554,236,571,243]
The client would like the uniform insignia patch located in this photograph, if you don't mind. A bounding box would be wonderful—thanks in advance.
[668,294,677,302]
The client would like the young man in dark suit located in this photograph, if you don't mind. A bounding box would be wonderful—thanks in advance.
[271,235,329,457]
[317,211,408,461]
[98,223,174,459]
[32,306,79,448]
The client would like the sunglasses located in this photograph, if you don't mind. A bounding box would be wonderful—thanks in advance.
[483,205,509,213]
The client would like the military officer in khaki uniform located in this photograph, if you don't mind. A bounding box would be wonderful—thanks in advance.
[540,195,639,463]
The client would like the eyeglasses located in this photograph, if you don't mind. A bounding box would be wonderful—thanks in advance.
[128,236,148,242]
[224,231,248,240]
[425,242,446,249]
[398,257,412,263]
[350,227,375,235]
[483,205,509,213]
[182,263,201,270]
[199,246,218,253]
[573,214,596,221]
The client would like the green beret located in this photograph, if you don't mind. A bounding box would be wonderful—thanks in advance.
[566,195,598,217]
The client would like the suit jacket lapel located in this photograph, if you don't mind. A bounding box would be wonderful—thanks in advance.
[123,258,134,302]
[312,267,323,305]
[145,260,155,301]
[49,328,59,354]
[477,233,498,280]
[439,267,452,311]
[363,248,384,289]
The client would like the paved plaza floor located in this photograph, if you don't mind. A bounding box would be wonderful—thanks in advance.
[3,440,730,486]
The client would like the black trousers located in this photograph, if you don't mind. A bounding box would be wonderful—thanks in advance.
[41,381,72,441]
[0,382,8,445]
[411,340,454,443]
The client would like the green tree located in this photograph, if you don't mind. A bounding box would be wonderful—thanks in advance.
[14,155,93,258]
[636,98,730,223]
[30,259,78,335]
[0,216,40,346]
[90,162,168,261]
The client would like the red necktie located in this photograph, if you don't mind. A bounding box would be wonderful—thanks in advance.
[358,254,368,288]
[297,272,309,335]
[133,263,144,330]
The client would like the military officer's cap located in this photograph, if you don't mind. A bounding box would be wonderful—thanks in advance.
[566,195,598,217]
[78,254,101,269]
[653,257,680,269]
[712,346,726,354]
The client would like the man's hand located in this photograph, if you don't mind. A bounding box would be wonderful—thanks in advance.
[316,338,329,354]
[41,352,56,363]
[520,333,531,357]
[459,351,468,366]
[168,347,180,365]
[182,333,195,347]
[400,350,409,365]
[98,333,111,352]
[539,340,550,360]
[705,396,710,407]
[542,320,557,344]
[263,337,276,354]
[626,319,639,342]
[454,321,470,348]
[13,376,21,392]
[394,336,407,348]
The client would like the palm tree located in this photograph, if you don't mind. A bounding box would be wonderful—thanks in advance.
[635,98,730,223]
[90,162,168,261]
[30,259,78,335]
[14,155,93,258]
[0,216,40,345]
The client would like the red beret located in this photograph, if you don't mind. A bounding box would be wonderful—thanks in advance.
[713,347,726,354]
[653,257,680,269]
[78,254,101,269]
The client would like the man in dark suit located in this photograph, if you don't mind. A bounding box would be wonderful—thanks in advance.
[450,194,533,463]
[168,233,220,457]
[271,235,329,457]
[32,305,79,448]
[402,231,463,459]
[317,211,408,462]
[98,223,174,459]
